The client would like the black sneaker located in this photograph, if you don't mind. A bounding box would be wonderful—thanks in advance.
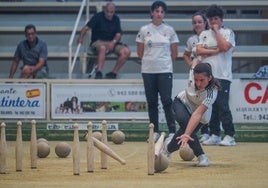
[105,72,117,79]
[95,71,103,79]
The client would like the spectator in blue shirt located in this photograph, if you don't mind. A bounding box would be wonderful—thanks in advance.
[9,24,48,79]
[77,2,130,79]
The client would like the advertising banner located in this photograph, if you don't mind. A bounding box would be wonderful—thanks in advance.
[47,122,118,131]
[0,83,46,119]
[51,84,148,119]
[1,78,264,123]
[229,79,268,123]
[51,79,267,123]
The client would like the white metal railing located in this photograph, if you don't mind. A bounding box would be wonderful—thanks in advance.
[68,0,89,79]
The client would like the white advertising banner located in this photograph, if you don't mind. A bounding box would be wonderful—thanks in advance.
[50,79,267,123]
[0,83,46,119]
[51,84,148,119]
[229,79,268,123]
[174,79,268,123]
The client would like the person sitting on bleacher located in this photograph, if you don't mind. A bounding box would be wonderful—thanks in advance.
[77,1,130,79]
[9,24,49,79]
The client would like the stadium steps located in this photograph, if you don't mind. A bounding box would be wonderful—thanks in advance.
[1,1,268,77]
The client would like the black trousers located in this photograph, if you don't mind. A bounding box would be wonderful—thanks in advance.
[142,73,176,133]
[167,97,205,157]
[209,79,235,137]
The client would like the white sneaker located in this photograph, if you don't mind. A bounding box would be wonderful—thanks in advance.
[162,142,171,159]
[147,132,160,143]
[202,134,221,145]
[219,135,236,146]
[164,133,174,146]
[197,154,210,167]
[199,133,210,143]
[153,132,160,143]
[161,133,174,159]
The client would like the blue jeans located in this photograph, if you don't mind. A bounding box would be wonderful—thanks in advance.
[167,97,204,157]
[209,79,235,137]
[142,73,176,133]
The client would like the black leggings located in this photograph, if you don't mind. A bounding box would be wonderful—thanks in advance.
[167,97,205,157]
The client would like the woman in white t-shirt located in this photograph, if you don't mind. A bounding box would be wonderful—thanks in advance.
[183,11,209,67]
[196,5,236,146]
[136,1,179,143]
[164,63,221,167]
[183,11,210,143]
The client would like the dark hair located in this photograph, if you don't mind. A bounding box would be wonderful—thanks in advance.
[192,11,209,34]
[151,1,167,12]
[24,24,36,33]
[206,4,224,19]
[193,63,221,90]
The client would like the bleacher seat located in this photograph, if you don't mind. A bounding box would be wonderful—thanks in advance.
[0,0,267,78]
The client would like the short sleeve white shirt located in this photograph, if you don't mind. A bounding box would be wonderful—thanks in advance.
[185,35,199,60]
[177,68,218,124]
[198,27,235,81]
[136,22,179,73]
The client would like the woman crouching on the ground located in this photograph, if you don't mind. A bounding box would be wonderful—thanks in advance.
[164,63,221,167]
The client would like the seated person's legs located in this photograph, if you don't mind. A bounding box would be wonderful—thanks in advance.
[36,65,49,78]
[105,44,130,79]
[20,65,35,79]
[112,44,130,72]
[21,65,49,79]
[91,40,107,79]
[91,41,130,79]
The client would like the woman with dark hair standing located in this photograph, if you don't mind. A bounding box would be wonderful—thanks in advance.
[183,11,210,143]
[197,4,236,146]
[136,1,179,143]
[183,11,209,67]
[164,63,221,167]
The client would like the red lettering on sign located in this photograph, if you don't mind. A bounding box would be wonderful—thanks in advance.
[244,82,268,104]
[262,85,268,104]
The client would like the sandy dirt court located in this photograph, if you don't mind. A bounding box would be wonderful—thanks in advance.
[1,141,267,188]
